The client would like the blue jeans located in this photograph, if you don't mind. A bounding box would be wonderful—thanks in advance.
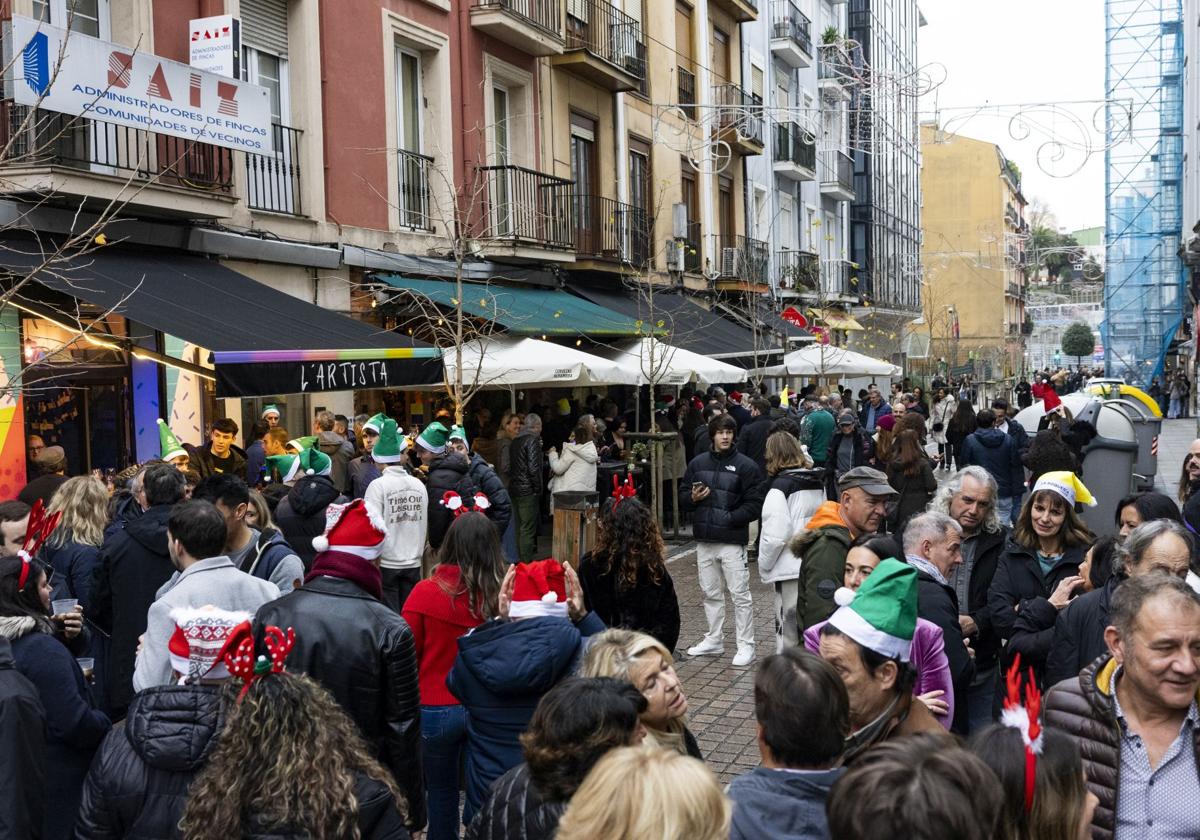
[1007,492,1023,524]
[421,704,469,840]
[996,496,1013,523]
[965,665,999,734]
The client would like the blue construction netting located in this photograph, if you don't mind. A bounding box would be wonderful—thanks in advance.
[1103,0,1187,385]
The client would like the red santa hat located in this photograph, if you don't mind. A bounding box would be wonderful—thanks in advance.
[167,606,253,685]
[312,498,387,558]
[510,558,569,619]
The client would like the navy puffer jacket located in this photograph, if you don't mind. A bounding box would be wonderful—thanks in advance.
[680,446,766,545]
[464,763,565,840]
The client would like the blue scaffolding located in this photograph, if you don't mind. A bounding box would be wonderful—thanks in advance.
[1103,0,1186,384]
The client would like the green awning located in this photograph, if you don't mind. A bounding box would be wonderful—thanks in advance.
[372,275,645,337]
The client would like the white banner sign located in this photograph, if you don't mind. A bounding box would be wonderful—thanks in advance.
[5,15,272,153]
[189,15,240,79]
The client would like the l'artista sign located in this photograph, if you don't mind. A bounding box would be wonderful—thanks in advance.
[3,15,272,153]
[299,361,391,392]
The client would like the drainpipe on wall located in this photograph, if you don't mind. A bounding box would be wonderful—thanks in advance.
[615,93,629,206]
[695,0,715,277]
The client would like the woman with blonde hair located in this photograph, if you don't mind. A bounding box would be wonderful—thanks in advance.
[554,747,730,840]
[580,628,701,758]
[43,475,109,608]
[757,431,824,650]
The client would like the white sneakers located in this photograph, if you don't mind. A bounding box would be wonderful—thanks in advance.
[732,648,756,667]
[686,640,755,667]
[686,640,724,657]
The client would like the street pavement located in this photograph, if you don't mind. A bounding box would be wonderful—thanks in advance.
[670,418,1199,784]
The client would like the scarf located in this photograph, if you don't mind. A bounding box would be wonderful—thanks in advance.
[305,550,384,601]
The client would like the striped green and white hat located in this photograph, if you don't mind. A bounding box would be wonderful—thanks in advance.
[363,413,389,435]
[372,418,408,464]
[827,557,917,663]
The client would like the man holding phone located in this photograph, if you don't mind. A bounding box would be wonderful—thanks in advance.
[681,413,766,667]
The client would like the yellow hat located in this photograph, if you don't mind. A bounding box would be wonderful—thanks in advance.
[780,386,790,404]
[1032,471,1097,508]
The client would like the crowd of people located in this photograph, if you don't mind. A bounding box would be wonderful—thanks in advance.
[3,373,1200,840]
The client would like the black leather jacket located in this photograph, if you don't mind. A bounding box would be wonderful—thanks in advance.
[680,446,766,545]
[464,763,565,840]
[510,433,544,497]
[255,576,425,831]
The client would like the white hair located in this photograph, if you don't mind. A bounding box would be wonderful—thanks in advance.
[902,511,961,555]
[930,466,1003,535]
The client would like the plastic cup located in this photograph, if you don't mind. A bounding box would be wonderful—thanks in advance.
[51,598,78,616]
[76,658,94,680]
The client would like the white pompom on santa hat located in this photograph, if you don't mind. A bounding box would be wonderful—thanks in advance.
[312,498,387,559]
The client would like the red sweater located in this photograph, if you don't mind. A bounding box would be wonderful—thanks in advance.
[402,565,487,706]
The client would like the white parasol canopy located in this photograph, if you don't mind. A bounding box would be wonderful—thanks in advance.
[750,344,902,378]
[596,337,747,386]
[442,336,642,388]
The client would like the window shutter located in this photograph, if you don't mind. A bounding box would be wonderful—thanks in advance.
[240,0,289,59]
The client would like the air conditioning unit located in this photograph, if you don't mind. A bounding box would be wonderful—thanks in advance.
[721,247,744,277]
[665,240,685,273]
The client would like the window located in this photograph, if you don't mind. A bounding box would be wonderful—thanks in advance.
[711,28,729,83]
[675,2,693,64]
[394,47,426,228]
[491,86,512,235]
[751,65,764,100]
[629,137,652,266]
[33,0,108,38]
[718,175,734,241]
[571,113,598,252]
[242,47,297,214]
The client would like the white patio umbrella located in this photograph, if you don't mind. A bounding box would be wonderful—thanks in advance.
[750,344,902,378]
[598,337,747,386]
[442,336,642,388]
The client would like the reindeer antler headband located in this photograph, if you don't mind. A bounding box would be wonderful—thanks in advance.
[611,473,637,508]
[223,625,296,701]
[1000,655,1044,813]
[16,499,61,589]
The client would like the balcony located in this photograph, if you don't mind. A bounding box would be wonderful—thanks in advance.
[821,258,861,301]
[714,234,770,291]
[571,195,651,271]
[775,249,819,293]
[713,84,764,156]
[552,0,646,92]
[710,0,759,23]
[397,149,434,232]
[677,67,697,121]
[245,124,303,216]
[473,164,574,260]
[820,149,854,201]
[1,103,235,219]
[770,0,813,68]
[471,0,565,56]
[773,122,816,181]
[1006,281,1026,301]
[817,43,854,101]
[681,220,702,273]
[1004,201,1020,228]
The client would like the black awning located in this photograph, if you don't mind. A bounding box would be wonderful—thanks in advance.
[0,237,442,397]
[569,286,762,362]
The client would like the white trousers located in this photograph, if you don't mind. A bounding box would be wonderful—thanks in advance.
[773,578,800,652]
[696,542,754,651]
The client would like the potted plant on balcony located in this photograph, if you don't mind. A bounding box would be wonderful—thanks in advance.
[822,26,841,45]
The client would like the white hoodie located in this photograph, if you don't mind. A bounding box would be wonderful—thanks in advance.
[757,469,826,584]
[363,465,428,570]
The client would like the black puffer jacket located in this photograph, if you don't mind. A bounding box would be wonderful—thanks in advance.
[914,569,974,735]
[1045,574,1122,689]
[274,475,347,570]
[734,414,772,470]
[468,453,513,537]
[987,538,1086,683]
[680,446,766,545]
[91,503,176,718]
[76,685,224,839]
[426,453,480,550]
[510,433,544,497]
[464,763,565,840]
[255,576,425,831]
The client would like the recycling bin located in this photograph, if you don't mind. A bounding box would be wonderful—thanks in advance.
[1014,393,1140,538]
[1100,398,1160,491]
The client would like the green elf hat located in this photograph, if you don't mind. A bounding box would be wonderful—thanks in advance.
[362,412,389,435]
[372,418,408,464]
[416,421,450,454]
[261,404,281,420]
[287,435,318,453]
[157,419,188,462]
[266,454,300,483]
[297,446,332,477]
[448,424,469,449]
[827,557,917,663]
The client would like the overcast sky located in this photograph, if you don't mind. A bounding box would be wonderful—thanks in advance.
[918,0,1105,232]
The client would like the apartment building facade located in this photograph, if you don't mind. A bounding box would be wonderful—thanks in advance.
[919,123,1028,377]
